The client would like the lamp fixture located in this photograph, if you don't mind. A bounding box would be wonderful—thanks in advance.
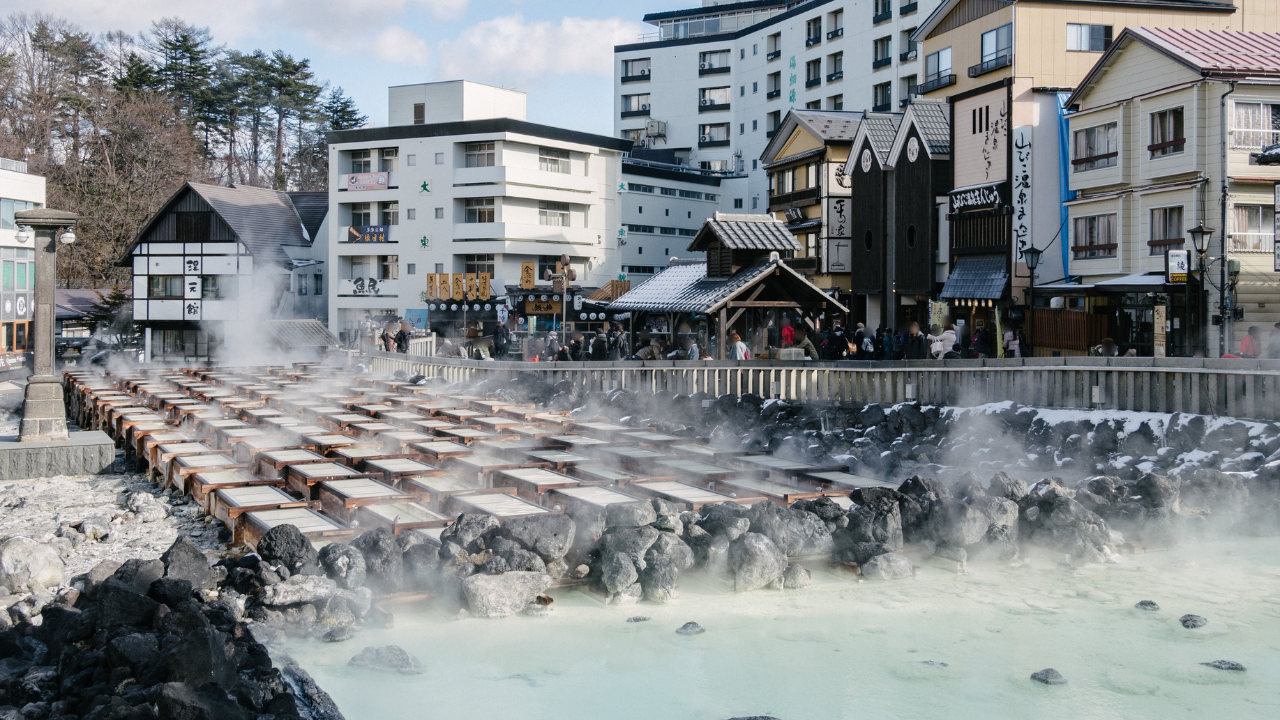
[59,229,76,245]
[14,226,29,244]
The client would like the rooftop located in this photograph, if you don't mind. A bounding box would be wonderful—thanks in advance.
[688,212,801,252]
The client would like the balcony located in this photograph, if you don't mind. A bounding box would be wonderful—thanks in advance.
[768,187,820,211]
[873,11,892,24]
[901,2,918,14]
[766,89,781,99]
[766,129,777,138]
[620,106,650,119]
[621,72,650,83]
[699,136,731,148]
[899,49,917,62]
[872,103,891,112]
[1230,232,1276,253]
[337,171,398,192]
[805,77,821,88]
[339,226,398,246]
[918,74,956,94]
[338,278,399,298]
[968,53,1012,78]
[806,35,821,47]
[699,101,730,113]
[827,28,843,40]
[826,70,843,82]
[699,65,730,76]
[767,50,781,61]
[1231,128,1280,150]
[453,165,596,194]
[872,56,892,69]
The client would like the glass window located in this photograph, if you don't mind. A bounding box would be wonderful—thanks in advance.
[539,201,570,227]
[1232,204,1274,251]
[1,199,12,229]
[379,147,398,172]
[768,33,781,54]
[379,255,399,280]
[829,94,844,111]
[981,24,1012,63]
[297,273,307,295]
[1232,101,1280,149]
[1073,122,1118,171]
[149,276,183,298]
[622,58,651,77]
[806,59,821,82]
[1150,206,1184,255]
[314,274,323,295]
[464,254,495,276]
[1150,108,1185,157]
[699,50,730,69]
[464,198,495,223]
[413,103,424,124]
[380,201,399,226]
[350,149,371,173]
[874,37,892,62]
[767,72,781,92]
[699,123,729,142]
[539,147,570,173]
[202,275,232,299]
[831,52,843,75]
[875,0,892,16]
[1067,24,1112,52]
[14,323,24,351]
[1072,214,1117,258]
[832,9,844,31]
[1,261,11,292]
[806,18,822,42]
[925,47,951,82]
[464,142,495,167]
[874,83,892,109]
[350,202,371,226]
[14,260,25,290]
[622,94,651,112]
[700,87,731,106]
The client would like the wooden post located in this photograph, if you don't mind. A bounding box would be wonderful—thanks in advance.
[719,307,727,360]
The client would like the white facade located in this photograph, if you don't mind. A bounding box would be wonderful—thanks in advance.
[620,160,745,279]
[327,81,629,337]
[0,158,45,360]
[614,0,941,211]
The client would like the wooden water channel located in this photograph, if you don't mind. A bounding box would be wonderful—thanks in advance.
[369,352,1280,422]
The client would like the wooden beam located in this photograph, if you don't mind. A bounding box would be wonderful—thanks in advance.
[727,301,800,308]
[718,307,727,360]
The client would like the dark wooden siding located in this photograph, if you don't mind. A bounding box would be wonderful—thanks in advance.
[894,126,936,295]
[847,138,885,294]
[951,210,1009,255]
[140,189,236,244]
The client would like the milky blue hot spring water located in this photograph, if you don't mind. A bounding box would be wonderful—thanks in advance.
[282,536,1280,720]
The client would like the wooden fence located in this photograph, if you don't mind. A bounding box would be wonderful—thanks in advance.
[368,352,1280,422]
[1031,309,1108,352]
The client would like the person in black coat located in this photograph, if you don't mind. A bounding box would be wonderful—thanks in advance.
[589,332,608,361]
[903,322,929,360]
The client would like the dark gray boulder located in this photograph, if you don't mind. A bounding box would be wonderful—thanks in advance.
[161,536,216,590]
[112,558,165,595]
[600,552,638,594]
[1201,660,1245,671]
[675,621,705,635]
[163,627,238,690]
[598,526,660,570]
[1180,614,1207,629]
[1030,668,1067,685]
[97,579,159,629]
[860,553,914,580]
[932,499,989,547]
[728,533,787,592]
[351,528,404,595]
[640,557,679,603]
[348,645,423,674]
[149,577,194,608]
[157,681,251,720]
[439,513,500,553]
[318,543,367,590]
[499,514,576,560]
[257,524,319,575]
[1135,600,1159,611]
[645,532,694,571]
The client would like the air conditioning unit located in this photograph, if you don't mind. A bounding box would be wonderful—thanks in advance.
[700,99,709,106]
[641,103,650,111]
[639,139,648,147]
[700,62,708,69]
[641,68,650,75]
[700,135,711,142]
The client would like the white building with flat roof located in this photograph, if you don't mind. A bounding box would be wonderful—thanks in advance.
[620,155,739,280]
[324,80,631,338]
[0,157,45,362]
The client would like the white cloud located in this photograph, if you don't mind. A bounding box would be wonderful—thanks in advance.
[436,14,646,82]
[374,25,430,66]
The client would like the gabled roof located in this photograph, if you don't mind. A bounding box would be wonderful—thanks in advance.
[608,256,848,315]
[760,109,864,163]
[687,212,801,252]
[846,113,902,170]
[1069,28,1280,108]
[888,101,951,166]
[287,191,328,243]
[912,0,1235,44]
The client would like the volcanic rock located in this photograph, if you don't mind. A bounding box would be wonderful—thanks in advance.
[605,501,658,528]
[157,681,251,720]
[675,621,705,635]
[349,645,423,674]
[860,553,915,580]
[161,536,217,590]
[1201,660,1245,671]
[728,533,787,592]
[1135,600,1159,611]
[0,537,63,593]
[256,524,320,575]
[1180,614,1207,629]
[782,564,812,589]
[461,571,553,618]
[352,528,404,594]
[318,543,367,590]
[499,514,576,560]
[1030,668,1067,685]
[640,557,679,603]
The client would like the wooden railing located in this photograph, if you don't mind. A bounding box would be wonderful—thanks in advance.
[370,352,1280,422]
[1031,309,1107,352]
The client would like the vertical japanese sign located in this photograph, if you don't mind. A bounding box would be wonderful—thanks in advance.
[478,273,491,300]
[425,274,438,300]
[825,197,850,272]
[1012,125,1033,256]
[1154,305,1167,357]
[521,262,536,289]
[451,274,465,301]
[1273,182,1280,272]
[465,273,477,301]
[788,55,797,105]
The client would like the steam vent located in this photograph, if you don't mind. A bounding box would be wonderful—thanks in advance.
[7,363,1276,720]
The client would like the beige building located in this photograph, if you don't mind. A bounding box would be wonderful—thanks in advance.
[1062,27,1280,357]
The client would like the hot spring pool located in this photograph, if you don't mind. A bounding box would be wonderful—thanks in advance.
[283,538,1280,720]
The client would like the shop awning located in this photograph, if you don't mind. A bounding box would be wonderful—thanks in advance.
[938,255,1009,301]
[1093,272,1171,293]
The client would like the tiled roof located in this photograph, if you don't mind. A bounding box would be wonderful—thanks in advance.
[792,110,864,141]
[910,101,951,155]
[609,255,848,314]
[688,213,801,252]
[1135,28,1280,76]
[287,191,329,243]
[862,114,903,164]
[938,255,1008,301]
[187,183,311,266]
[266,319,340,348]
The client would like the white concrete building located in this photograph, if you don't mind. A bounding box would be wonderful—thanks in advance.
[0,157,45,366]
[614,0,941,212]
[324,80,631,338]
[620,156,732,280]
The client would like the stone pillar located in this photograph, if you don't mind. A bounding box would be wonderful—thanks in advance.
[17,209,76,443]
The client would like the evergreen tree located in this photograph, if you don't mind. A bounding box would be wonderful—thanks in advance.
[113,52,158,93]
[322,86,366,130]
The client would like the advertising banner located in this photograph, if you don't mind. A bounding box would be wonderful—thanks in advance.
[346,172,389,191]
[346,225,388,243]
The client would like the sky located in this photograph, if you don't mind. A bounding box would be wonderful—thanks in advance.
[4,0,678,135]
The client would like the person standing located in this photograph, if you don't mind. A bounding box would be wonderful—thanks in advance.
[589,331,608,361]
[903,322,929,360]
[728,331,751,360]
[1240,326,1262,358]
[492,320,510,359]
[780,317,795,347]
[792,327,820,360]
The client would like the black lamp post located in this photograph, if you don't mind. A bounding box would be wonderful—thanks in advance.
[1022,244,1042,357]
[1188,222,1214,357]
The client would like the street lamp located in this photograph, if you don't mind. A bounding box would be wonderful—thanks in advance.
[1188,222,1214,357]
[1022,244,1042,357]
[14,208,77,442]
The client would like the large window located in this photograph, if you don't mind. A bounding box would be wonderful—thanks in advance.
[925,47,951,82]
[1232,204,1275,251]
[806,17,822,45]
[806,59,822,86]
[1072,122,1118,172]
[1067,24,1112,52]
[874,37,892,68]
[700,86,730,107]
[873,82,892,111]
[379,148,398,172]
[767,72,781,94]
[767,110,781,134]
[874,0,892,20]
[380,201,399,226]
[202,275,235,300]
[699,50,730,70]
[981,24,1012,63]
[464,142,495,167]
[1232,101,1280,149]
[464,254,494,276]
[349,149,370,173]
[622,58,650,77]
[148,276,183,299]
[539,201,570,227]
[0,199,38,229]
[829,51,844,79]
[464,198,495,223]
[379,255,398,280]
[350,202,371,226]
[767,32,781,57]
[700,123,729,142]
[622,94,650,113]
[1149,107,1185,157]
[1149,206,1184,255]
[1072,214,1117,259]
[539,147,570,173]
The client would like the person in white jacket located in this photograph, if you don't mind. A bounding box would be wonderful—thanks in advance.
[728,332,751,360]
[932,324,957,359]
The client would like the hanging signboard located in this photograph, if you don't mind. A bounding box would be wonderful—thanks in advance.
[478,273,491,300]
[346,225,388,243]
[465,273,478,301]
[1012,126,1032,253]
[452,274,465,301]
[1154,305,1167,357]
[425,274,438,300]
[521,261,536,289]
[346,172,389,191]
[1167,249,1190,284]
[949,182,1006,214]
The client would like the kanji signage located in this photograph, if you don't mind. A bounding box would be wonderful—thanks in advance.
[347,172,389,191]
[347,225,388,243]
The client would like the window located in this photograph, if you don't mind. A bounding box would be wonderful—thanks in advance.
[660,227,678,236]
[1149,206,1184,255]
[901,28,918,60]
[622,94,651,113]
[740,123,745,135]
[314,274,322,295]
[350,149,370,173]
[1067,24,1112,52]
[740,49,745,60]
[622,58,651,77]
[767,110,781,133]
[464,142,495,167]
[752,81,758,94]
[380,148,398,172]
[925,47,952,82]
[379,255,398,280]
[981,24,1012,63]
[1150,108,1185,157]
[175,212,211,242]
[0,200,37,230]
[806,18,822,45]
[806,59,821,87]
[660,187,677,196]
[734,198,744,209]
[830,52,844,78]
[767,32,781,58]
[628,183,655,193]
[202,276,233,300]
[874,37,892,68]
[828,95,844,111]
[699,50,730,70]
[149,276,183,299]
[753,43,758,56]
[626,224,655,234]
[435,152,444,164]
[1072,122,1118,171]
[622,128,644,144]
[378,201,398,226]
[1232,101,1280,149]
[699,123,729,143]
[350,202,371,226]
[406,154,416,166]
[767,72,782,96]
[902,75,918,103]
[806,100,821,109]
[407,264,415,275]
[699,161,729,173]
[539,147,570,173]
[464,198,495,223]
[740,86,745,97]
[413,103,424,124]
[752,119,758,131]
[1232,204,1275,251]
[700,86,731,107]
[874,0,892,20]
[464,254,495,276]
[752,196,759,209]
[406,208,416,220]
[435,207,444,219]
[752,160,758,170]
[1072,214,1117,259]
[873,83,892,111]
[830,9,844,35]
[539,201,570,226]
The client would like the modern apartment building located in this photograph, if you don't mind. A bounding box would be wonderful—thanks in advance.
[620,153,731,280]
[614,0,942,215]
[324,81,630,339]
[1062,28,1280,357]
[0,157,44,370]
